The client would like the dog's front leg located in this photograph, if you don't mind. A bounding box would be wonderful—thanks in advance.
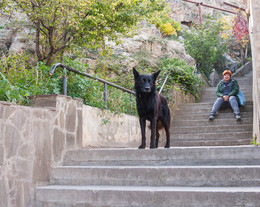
[150,119,156,149]
[139,117,146,149]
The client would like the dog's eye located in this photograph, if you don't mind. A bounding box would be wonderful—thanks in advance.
[142,79,146,83]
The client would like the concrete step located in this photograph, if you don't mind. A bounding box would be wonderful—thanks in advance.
[171,131,252,141]
[200,96,252,103]
[176,101,253,109]
[171,124,252,134]
[50,165,260,187]
[35,185,260,207]
[173,111,253,120]
[172,139,252,147]
[173,118,253,126]
[175,105,252,115]
[62,146,260,166]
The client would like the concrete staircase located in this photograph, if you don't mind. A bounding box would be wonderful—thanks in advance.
[171,71,253,146]
[35,146,260,207]
[35,71,260,206]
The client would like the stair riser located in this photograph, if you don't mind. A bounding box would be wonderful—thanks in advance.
[174,112,253,121]
[63,147,260,166]
[172,139,252,147]
[176,101,253,107]
[175,107,253,114]
[178,103,253,110]
[172,132,252,140]
[171,125,252,134]
[173,118,253,126]
[50,167,260,187]
[200,97,252,102]
[35,188,260,207]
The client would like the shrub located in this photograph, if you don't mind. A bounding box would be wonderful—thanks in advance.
[157,58,203,101]
[0,53,63,104]
[0,53,136,115]
[182,18,227,78]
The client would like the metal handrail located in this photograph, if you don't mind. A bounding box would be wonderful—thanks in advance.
[49,63,169,110]
[50,63,135,109]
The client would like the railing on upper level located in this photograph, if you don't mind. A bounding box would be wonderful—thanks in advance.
[50,63,136,110]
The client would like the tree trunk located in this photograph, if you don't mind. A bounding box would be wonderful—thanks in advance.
[35,22,43,62]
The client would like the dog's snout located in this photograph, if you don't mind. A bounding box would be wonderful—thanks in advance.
[145,86,151,92]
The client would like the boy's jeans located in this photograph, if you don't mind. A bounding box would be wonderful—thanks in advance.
[210,96,240,116]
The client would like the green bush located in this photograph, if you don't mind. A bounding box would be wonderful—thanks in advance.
[0,53,136,115]
[182,18,227,78]
[0,53,59,105]
[157,58,203,101]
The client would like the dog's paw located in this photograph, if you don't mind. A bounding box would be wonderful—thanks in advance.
[138,145,146,149]
[164,144,170,148]
[150,144,156,149]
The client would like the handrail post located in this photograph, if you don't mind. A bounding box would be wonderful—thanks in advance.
[63,67,67,96]
[159,75,169,94]
[104,83,108,109]
[130,94,133,115]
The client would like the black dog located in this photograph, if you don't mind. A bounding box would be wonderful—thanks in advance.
[133,68,171,149]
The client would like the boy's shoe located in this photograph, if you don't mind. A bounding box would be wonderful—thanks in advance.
[236,114,241,121]
[209,115,214,121]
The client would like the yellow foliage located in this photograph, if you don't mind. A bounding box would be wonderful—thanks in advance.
[161,23,174,35]
[220,16,233,40]
[157,21,181,36]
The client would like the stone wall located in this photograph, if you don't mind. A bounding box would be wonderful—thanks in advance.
[250,0,260,144]
[0,95,82,207]
[82,106,141,148]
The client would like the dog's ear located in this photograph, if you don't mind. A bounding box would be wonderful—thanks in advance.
[153,70,161,80]
[133,67,139,79]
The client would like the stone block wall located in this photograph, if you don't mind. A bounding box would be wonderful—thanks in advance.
[250,0,260,144]
[0,95,82,207]
[83,105,141,148]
